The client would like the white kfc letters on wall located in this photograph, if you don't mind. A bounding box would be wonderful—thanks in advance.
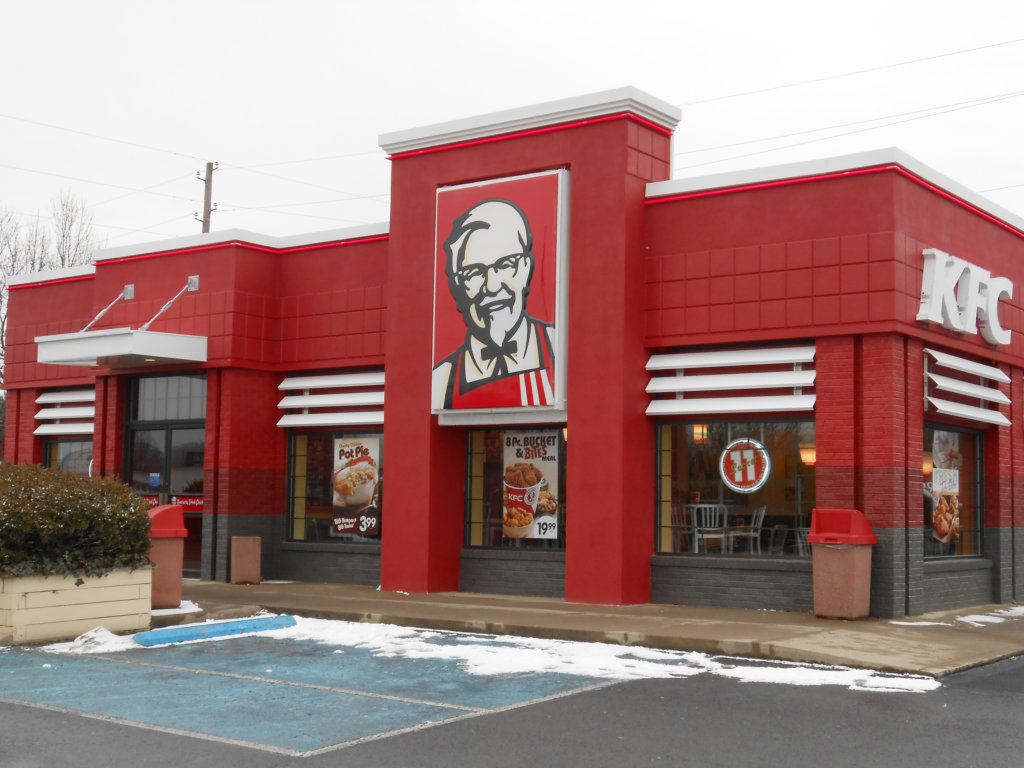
[917,248,1014,345]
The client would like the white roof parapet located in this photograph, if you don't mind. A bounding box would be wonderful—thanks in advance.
[8,263,95,288]
[379,87,682,156]
[646,148,1024,236]
[91,222,390,265]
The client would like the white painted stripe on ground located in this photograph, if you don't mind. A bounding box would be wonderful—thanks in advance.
[91,655,486,712]
[0,696,303,757]
[300,679,622,757]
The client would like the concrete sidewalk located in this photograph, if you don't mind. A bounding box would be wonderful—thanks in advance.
[168,580,1024,678]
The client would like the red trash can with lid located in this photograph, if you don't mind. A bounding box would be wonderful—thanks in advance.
[807,508,877,619]
[148,504,187,609]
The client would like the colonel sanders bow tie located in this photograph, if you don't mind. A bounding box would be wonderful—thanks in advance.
[480,340,518,376]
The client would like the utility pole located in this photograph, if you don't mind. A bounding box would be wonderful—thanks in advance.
[195,162,217,233]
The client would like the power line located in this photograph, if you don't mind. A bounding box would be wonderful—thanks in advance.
[0,162,197,202]
[92,173,197,207]
[229,149,380,169]
[214,201,376,225]
[675,89,1024,157]
[100,214,195,241]
[7,207,187,240]
[217,162,390,203]
[678,36,1024,107]
[0,112,207,162]
[674,90,1024,172]
[980,182,1024,193]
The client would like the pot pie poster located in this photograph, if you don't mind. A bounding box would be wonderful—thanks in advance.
[502,429,559,540]
[332,437,381,537]
[431,170,566,413]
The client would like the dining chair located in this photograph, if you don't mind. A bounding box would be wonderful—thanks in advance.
[692,504,728,553]
[795,527,811,556]
[728,505,766,554]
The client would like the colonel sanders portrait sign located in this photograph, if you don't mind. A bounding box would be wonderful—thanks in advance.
[431,170,567,414]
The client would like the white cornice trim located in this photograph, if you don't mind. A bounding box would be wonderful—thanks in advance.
[646,148,1024,235]
[9,263,95,287]
[378,87,681,156]
[89,222,390,264]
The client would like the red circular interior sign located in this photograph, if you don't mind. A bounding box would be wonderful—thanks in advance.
[719,438,771,493]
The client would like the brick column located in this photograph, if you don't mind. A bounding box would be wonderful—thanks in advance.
[857,333,913,618]
[814,335,856,509]
[984,363,1015,603]
[204,367,286,581]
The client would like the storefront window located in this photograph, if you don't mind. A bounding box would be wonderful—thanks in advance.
[135,374,206,421]
[465,427,565,548]
[656,421,815,556]
[923,426,981,557]
[288,432,382,542]
[44,439,93,476]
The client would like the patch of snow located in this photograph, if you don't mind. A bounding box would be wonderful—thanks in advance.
[889,621,952,626]
[957,615,1006,626]
[994,606,1024,619]
[39,615,941,693]
[151,600,202,616]
[43,627,139,654]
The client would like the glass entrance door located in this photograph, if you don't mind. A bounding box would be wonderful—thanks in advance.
[126,375,206,575]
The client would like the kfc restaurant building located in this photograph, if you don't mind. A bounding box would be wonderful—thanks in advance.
[6,88,1024,617]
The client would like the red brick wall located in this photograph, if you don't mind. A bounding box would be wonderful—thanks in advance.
[814,336,856,509]
[93,374,125,479]
[382,116,671,603]
[4,387,43,465]
[6,277,98,388]
[210,367,285,517]
[5,236,387,483]
[644,166,1024,539]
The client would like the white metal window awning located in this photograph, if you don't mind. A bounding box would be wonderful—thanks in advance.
[276,371,385,427]
[35,277,207,369]
[36,327,208,368]
[925,348,1010,427]
[646,345,816,416]
[34,388,96,436]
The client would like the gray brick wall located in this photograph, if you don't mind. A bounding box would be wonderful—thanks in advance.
[871,528,909,618]
[272,543,381,586]
[921,557,994,612]
[200,513,380,586]
[1016,527,1024,604]
[984,526,1015,604]
[459,550,565,597]
[650,556,813,612]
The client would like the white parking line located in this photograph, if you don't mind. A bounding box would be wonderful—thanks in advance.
[91,654,486,712]
[0,696,304,757]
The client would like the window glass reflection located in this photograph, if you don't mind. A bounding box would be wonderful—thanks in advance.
[656,421,815,556]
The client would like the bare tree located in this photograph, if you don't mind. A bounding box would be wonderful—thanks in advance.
[51,190,95,269]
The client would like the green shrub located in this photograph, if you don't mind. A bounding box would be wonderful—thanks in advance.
[0,463,151,579]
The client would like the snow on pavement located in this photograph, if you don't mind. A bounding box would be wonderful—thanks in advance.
[40,614,940,693]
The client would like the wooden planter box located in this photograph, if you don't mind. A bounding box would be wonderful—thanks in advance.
[0,568,152,645]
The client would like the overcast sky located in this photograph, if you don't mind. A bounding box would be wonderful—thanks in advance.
[4,0,1024,252]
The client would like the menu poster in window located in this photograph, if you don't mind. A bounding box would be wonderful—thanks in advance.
[502,430,559,539]
[332,437,381,537]
[931,430,961,544]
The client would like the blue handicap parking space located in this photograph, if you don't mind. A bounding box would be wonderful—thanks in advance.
[0,624,618,756]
